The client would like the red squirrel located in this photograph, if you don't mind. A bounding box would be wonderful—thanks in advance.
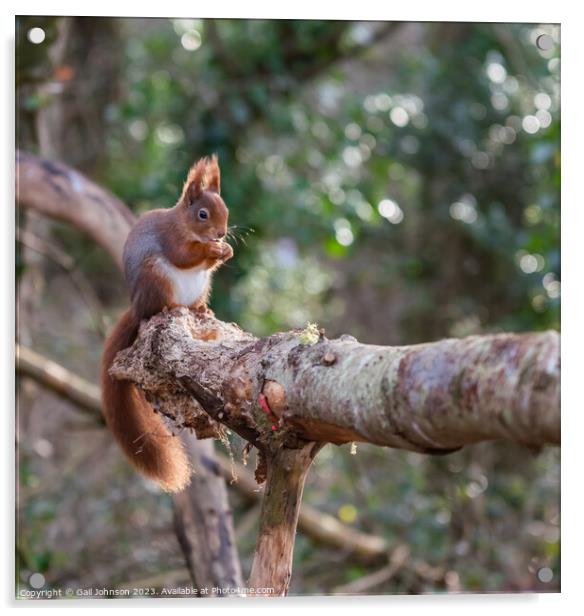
[101,155,233,492]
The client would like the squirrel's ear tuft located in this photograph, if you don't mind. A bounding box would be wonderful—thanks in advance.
[206,154,221,195]
[183,157,207,203]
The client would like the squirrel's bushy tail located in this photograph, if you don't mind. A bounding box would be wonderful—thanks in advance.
[101,309,191,492]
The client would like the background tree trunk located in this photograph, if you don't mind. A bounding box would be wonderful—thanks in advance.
[172,437,243,595]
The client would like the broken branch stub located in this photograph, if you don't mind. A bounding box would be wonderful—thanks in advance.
[110,307,560,456]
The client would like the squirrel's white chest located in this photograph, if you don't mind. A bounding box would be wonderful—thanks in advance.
[156,258,210,306]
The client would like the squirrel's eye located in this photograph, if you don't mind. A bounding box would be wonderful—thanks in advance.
[198,208,209,220]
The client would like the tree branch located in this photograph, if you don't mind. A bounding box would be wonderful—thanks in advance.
[111,308,560,454]
[332,544,410,594]
[16,149,136,269]
[213,454,389,562]
[17,345,102,420]
[248,442,321,595]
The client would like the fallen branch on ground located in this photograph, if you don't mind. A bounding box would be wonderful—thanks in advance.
[214,454,389,562]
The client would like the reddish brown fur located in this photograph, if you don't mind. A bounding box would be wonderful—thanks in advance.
[182,157,207,202]
[181,154,221,202]
[157,214,231,270]
[101,155,232,492]
[206,154,221,194]
[101,309,191,492]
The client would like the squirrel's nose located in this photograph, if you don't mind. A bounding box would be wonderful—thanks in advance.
[216,231,226,239]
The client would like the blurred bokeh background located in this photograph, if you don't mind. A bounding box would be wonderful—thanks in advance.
[16,17,560,595]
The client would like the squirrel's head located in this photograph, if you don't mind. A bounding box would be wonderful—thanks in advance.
[179,155,228,242]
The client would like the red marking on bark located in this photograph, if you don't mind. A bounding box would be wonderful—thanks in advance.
[258,393,280,430]
[258,393,272,415]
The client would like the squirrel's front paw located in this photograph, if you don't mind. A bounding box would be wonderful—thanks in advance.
[206,241,225,259]
[220,243,234,261]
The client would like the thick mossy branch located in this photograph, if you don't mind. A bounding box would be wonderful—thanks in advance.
[110,308,560,454]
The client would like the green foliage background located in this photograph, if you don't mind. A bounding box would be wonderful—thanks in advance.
[16,17,560,596]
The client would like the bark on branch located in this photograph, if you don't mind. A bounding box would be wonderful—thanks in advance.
[110,308,560,455]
